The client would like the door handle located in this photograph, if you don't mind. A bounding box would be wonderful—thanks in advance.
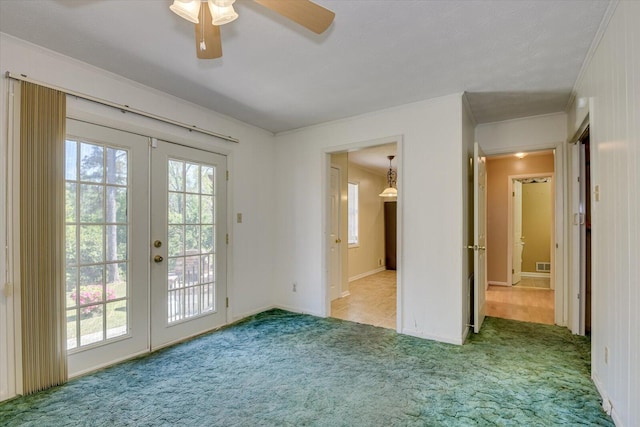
[154,255,163,263]
[466,245,486,251]
[335,238,341,243]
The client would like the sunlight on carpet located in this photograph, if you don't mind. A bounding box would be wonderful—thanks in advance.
[0,310,612,426]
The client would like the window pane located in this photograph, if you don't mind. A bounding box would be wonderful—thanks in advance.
[106,300,127,339]
[80,225,104,264]
[168,193,184,224]
[66,225,77,266]
[185,194,200,224]
[169,160,184,191]
[348,182,359,245]
[67,309,77,350]
[80,143,104,183]
[80,184,104,223]
[106,148,127,185]
[66,183,77,223]
[106,187,127,224]
[201,196,213,224]
[201,167,214,195]
[106,225,127,262]
[168,225,184,257]
[106,263,127,299]
[66,267,78,308]
[65,140,77,181]
[80,304,104,346]
[185,163,199,193]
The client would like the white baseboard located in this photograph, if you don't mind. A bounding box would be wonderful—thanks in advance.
[348,266,386,282]
[592,372,622,426]
[231,304,277,322]
[488,281,509,286]
[401,328,464,345]
[340,291,351,298]
[522,272,551,278]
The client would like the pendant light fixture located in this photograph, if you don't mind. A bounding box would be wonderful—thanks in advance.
[379,155,398,198]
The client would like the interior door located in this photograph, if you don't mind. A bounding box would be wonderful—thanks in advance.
[473,142,487,333]
[568,142,582,334]
[65,119,149,376]
[150,140,227,350]
[512,180,524,284]
[329,167,342,301]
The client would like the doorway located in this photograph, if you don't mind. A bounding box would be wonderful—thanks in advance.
[326,142,398,330]
[65,120,228,376]
[484,151,556,325]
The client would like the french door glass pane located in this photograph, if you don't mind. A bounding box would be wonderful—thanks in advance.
[65,139,130,351]
[167,159,217,323]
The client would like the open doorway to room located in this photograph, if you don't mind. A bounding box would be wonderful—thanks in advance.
[484,150,556,325]
[327,143,398,330]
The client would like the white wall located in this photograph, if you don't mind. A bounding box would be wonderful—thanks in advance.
[274,93,467,344]
[567,2,640,425]
[475,112,567,155]
[0,34,277,401]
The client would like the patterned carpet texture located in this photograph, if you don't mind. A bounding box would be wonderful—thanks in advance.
[1,310,613,426]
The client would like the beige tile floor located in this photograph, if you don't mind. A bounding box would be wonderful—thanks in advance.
[330,271,553,328]
[486,278,555,325]
[331,270,396,330]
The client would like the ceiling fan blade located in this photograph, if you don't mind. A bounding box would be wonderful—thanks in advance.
[254,0,335,34]
[195,5,222,59]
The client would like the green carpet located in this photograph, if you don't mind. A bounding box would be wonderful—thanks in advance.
[0,310,613,426]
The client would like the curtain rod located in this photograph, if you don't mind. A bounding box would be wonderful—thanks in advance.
[5,71,239,144]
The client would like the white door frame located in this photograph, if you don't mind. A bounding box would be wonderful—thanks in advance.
[507,173,556,289]
[322,135,403,331]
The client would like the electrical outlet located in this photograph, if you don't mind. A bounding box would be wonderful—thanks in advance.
[292,282,297,292]
[237,213,243,223]
[604,346,609,364]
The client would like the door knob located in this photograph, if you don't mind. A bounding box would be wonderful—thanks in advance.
[336,238,342,243]
[153,240,162,248]
[154,255,164,263]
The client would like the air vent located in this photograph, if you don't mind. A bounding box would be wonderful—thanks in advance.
[536,262,551,272]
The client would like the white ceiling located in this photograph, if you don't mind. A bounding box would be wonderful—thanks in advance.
[0,0,611,133]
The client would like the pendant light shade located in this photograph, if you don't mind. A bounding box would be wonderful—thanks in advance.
[379,187,398,198]
[170,0,201,24]
[379,155,398,198]
[208,0,238,25]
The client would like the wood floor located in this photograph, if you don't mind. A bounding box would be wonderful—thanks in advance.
[330,270,396,330]
[486,277,554,325]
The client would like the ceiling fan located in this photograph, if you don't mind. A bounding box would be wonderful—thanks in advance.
[169,0,335,59]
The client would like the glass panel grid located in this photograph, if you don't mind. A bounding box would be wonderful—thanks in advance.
[65,139,130,351]
[167,159,217,323]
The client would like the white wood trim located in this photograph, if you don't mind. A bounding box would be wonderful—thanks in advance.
[340,291,351,298]
[521,272,551,278]
[348,266,387,283]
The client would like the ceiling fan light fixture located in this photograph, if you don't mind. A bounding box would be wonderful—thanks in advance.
[208,1,238,25]
[170,0,201,24]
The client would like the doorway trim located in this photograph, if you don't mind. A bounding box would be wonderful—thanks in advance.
[321,135,404,331]
[507,173,556,289]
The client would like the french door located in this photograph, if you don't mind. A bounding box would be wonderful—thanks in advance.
[65,120,227,374]
[150,140,227,350]
[65,120,149,376]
